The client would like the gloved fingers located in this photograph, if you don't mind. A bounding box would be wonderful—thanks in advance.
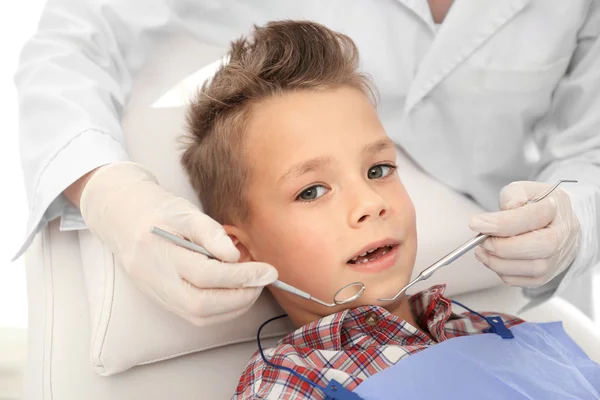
[469,197,556,237]
[182,285,264,320]
[478,228,559,260]
[172,245,278,288]
[180,211,241,263]
[135,279,259,325]
[474,247,552,278]
[498,181,549,210]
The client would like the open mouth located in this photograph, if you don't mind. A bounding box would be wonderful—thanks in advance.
[347,244,397,264]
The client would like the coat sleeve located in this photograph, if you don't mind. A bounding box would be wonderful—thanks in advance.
[13,0,258,258]
[530,1,600,299]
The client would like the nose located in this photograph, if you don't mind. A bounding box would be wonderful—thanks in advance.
[349,186,390,227]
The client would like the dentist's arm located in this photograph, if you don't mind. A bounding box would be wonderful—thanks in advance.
[469,3,600,294]
[15,0,237,256]
[15,0,277,326]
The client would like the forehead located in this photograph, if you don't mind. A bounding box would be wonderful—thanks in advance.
[244,87,386,171]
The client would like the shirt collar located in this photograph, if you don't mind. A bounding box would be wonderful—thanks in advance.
[280,284,453,350]
[408,284,453,342]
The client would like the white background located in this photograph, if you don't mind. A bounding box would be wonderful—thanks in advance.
[0,1,44,397]
[0,1,46,329]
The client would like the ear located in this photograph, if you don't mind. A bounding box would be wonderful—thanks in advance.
[223,225,255,262]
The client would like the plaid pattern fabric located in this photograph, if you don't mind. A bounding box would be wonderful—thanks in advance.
[233,285,524,399]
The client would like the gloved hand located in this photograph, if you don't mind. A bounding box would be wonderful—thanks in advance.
[469,181,581,288]
[80,161,278,326]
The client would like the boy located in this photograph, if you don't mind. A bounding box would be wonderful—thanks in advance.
[181,21,523,399]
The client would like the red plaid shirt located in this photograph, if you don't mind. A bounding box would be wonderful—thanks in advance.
[234,285,524,399]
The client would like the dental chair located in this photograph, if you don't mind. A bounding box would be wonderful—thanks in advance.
[22,36,600,400]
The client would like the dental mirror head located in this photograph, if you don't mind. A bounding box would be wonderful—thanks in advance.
[258,277,366,308]
[333,282,366,305]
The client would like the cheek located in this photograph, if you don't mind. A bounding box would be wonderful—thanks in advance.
[248,210,341,292]
[387,181,418,249]
[248,212,337,268]
[388,180,417,223]
[398,189,418,263]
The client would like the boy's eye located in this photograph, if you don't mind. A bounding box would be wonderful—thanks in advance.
[368,164,395,179]
[297,185,328,201]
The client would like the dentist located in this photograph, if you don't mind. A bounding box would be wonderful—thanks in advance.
[14,0,600,326]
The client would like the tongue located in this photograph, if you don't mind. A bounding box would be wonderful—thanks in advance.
[354,246,387,263]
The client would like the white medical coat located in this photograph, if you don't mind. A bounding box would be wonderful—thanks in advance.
[14,0,600,313]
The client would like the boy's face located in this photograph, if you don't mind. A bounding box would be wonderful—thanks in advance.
[227,86,417,325]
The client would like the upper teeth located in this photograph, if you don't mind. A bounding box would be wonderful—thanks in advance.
[350,245,394,263]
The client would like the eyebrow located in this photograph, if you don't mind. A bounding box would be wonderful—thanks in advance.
[364,138,395,155]
[279,156,331,183]
[278,138,396,183]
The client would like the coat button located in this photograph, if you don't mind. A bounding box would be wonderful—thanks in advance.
[365,313,379,327]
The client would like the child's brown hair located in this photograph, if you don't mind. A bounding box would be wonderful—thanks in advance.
[181,20,375,224]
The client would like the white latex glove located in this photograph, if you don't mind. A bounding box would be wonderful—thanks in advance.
[469,181,581,288]
[80,161,278,326]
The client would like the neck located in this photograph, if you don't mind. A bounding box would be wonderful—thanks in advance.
[385,296,420,329]
[428,0,455,24]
